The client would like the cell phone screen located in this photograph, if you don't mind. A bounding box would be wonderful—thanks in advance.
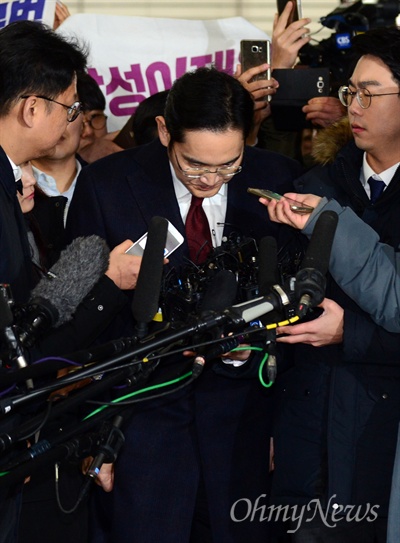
[125,221,184,257]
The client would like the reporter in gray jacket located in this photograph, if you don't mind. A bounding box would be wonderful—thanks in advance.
[261,191,400,543]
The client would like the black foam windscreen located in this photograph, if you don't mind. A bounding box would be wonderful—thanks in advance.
[258,236,279,296]
[300,210,339,275]
[131,216,168,324]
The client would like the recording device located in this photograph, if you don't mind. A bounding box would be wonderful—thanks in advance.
[295,210,338,317]
[270,68,331,131]
[247,188,314,214]
[298,0,400,86]
[131,216,168,338]
[0,212,339,479]
[11,236,110,351]
[0,286,32,388]
[277,0,303,25]
[240,40,271,100]
[125,220,184,258]
[0,236,109,371]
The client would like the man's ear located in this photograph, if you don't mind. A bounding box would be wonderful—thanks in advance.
[19,96,38,128]
[156,116,170,147]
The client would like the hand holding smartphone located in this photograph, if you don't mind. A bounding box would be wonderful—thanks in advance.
[247,187,314,214]
[240,40,272,100]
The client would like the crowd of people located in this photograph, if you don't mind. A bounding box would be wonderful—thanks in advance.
[1,2,400,543]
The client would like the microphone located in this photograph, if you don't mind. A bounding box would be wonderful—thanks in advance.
[16,236,110,348]
[295,210,339,317]
[86,415,125,481]
[258,236,280,296]
[0,286,33,389]
[131,216,168,338]
[192,270,238,376]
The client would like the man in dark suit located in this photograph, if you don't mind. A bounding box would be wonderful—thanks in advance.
[0,21,145,543]
[67,66,303,543]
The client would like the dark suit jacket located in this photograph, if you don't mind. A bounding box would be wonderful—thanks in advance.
[66,139,303,543]
[0,146,33,303]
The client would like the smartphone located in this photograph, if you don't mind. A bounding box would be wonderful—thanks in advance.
[277,0,303,25]
[247,187,314,215]
[125,220,184,257]
[240,40,271,100]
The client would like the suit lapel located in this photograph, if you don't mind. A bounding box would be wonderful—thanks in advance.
[124,139,186,237]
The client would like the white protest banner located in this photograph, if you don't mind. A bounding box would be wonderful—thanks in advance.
[58,14,269,131]
[0,0,55,29]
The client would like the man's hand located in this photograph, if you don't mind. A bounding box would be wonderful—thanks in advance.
[272,1,311,69]
[105,240,142,290]
[260,192,321,229]
[302,97,346,128]
[276,298,344,347]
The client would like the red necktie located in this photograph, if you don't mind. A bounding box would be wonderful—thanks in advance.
[185,195,212,264]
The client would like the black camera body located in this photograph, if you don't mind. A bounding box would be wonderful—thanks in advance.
[299,0,400,86]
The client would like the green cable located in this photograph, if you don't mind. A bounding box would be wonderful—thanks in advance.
[233,346,273,388]
[85,346,267,420]
[231,346,264,352]
[83,370,193,420]
[258,353,273,388]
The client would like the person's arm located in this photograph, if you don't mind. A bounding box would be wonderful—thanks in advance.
[262,194,400,332]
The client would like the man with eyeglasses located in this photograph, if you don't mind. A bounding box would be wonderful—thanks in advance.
[0,21,86,304]
[77,72,123,163]
[0,18,87,543]
[0,21,145,543]
[66,66,303,543]
[256,26,400,542]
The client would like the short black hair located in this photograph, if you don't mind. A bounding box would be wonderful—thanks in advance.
[77,72,106,112]
[132,90,169,146]
[164,67,254,143]
[351,26,400,84]
[0,20,88,116]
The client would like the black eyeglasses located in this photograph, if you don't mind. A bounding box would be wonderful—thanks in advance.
[338,86,400,110]
[20,95,83,122]
[83,113,108,130]
[173,148,242,180]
